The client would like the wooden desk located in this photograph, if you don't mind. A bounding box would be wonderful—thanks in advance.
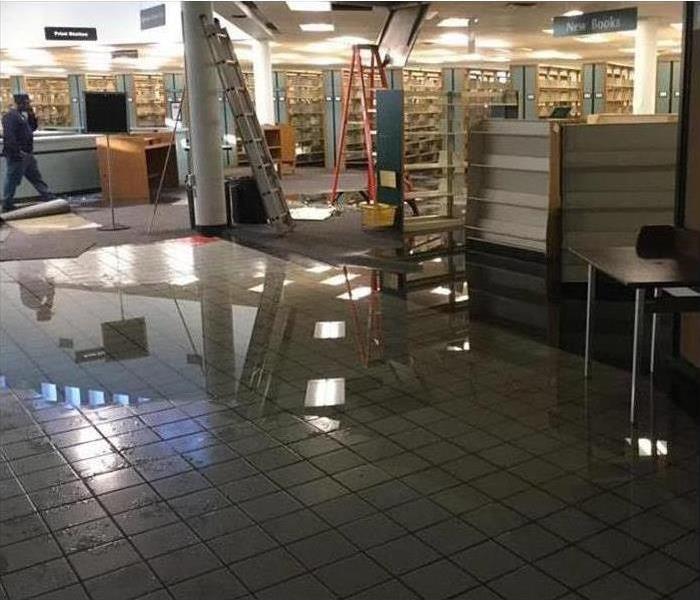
[96,133,178,204]
[263,125,295,175]
[569,245,700,422]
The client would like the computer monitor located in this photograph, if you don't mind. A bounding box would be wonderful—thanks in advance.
[549,106,572,119]
[84,92,128,134]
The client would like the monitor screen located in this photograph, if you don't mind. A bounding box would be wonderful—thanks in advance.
[549,106,572,119]
[84,92,128,133]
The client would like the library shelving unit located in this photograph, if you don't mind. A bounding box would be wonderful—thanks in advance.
[24,77,72,127]
[0,78,13,115]
[274,69,324,166]
[463,68,513,106]
[511,64,582,119]
[133,74,166,127]
[656,59,681,114]
[376,87,468,297]
[582,62,634,116]
[401,68,444,166]
[85,74,118,92]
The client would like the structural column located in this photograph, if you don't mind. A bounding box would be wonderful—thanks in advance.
[633,18,659,114]
[182,1,227,230]
[251,39,275,125]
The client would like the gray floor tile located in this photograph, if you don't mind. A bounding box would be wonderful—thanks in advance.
[68,538,140,579]
[339,513,406,549]
[1,558,77,600]
[315,553,391,597]
[367,534,440,574]
[231,547,305,591]
[149,543,220,585]
[401,559,477,600]
[169,568,248,600]
[130,522,199,558]
[208,524,278,564]
[288,529,358,569]
[452,540,525,581]
[488,565,567,600]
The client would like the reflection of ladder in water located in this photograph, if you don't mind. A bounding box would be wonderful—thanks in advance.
[240,270,291,399]
[329,44,388,207]
[201,16,293,234]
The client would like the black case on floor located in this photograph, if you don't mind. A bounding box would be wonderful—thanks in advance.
[226,176,268,224]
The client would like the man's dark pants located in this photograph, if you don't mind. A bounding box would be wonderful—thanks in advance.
[3,154,54,211]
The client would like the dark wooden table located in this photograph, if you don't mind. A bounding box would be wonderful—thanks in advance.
[569,246,700,422]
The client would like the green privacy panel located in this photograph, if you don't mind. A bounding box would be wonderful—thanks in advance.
[375,89,404,212]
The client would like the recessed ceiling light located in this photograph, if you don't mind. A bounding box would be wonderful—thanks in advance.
[330,36,372,45]
[287,1,331,11]
[670,22,683,32]
[300,23,335,32]
[306,264,333,273]
[314,321,346,339]
[530,49,582,60]
[542,28,554,34]
[435,32,476,46]
[476,37,512,49]
[336,286,372,300]
[575,33,613,44]
[321,273,358,286]
[562,9,584,17]
[438,17,475,28]
[305,378,345,407]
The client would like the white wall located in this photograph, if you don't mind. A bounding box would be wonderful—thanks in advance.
[0,1,183,48]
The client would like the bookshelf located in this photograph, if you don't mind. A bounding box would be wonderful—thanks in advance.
[656,59,682,114]
[275,69,324,166]
[133,74,166,127]
[582,62,634,116]
[463,68,514,107]
[511,64,582,119]
[536,65,582,117]
[24,77,72,127]
[85,74,118,92]
[401,68,444,165]
[0,78,13,116]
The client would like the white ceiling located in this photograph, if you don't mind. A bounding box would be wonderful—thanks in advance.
[0,1,684,76]
[219,1,684,66]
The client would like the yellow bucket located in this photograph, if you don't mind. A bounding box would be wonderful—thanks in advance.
[361,203,396,229]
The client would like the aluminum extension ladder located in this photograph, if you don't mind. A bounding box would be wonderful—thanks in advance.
[201,16,293,234]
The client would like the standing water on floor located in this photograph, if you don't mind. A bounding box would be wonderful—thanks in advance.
[0,236,697,600]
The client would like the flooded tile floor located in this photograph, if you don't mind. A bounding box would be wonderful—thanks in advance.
[0,236,698,600]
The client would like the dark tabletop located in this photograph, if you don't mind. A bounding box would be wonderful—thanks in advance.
[569,246,700,288]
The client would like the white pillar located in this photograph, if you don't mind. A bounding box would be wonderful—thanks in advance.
[633,18,658,115]
[251,39,275,125]
[182,1,227,229]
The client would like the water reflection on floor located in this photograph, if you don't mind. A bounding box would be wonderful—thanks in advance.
[0,236,697,600]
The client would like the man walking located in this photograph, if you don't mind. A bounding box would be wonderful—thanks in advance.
[2,93,55,213]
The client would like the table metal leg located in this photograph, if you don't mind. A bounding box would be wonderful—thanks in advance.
[584,264,595,379]
[650,287,660,374]
[630,288,645,423]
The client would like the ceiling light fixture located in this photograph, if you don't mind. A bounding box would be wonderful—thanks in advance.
[562,9,584,17]
[437,17,476,28]
[530,49,582,60]
[542,28,554,34]
[300,23,335,32]
[670,22,683,32]
[287,1,331,11]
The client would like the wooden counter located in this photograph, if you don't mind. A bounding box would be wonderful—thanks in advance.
[96,132,178,204]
